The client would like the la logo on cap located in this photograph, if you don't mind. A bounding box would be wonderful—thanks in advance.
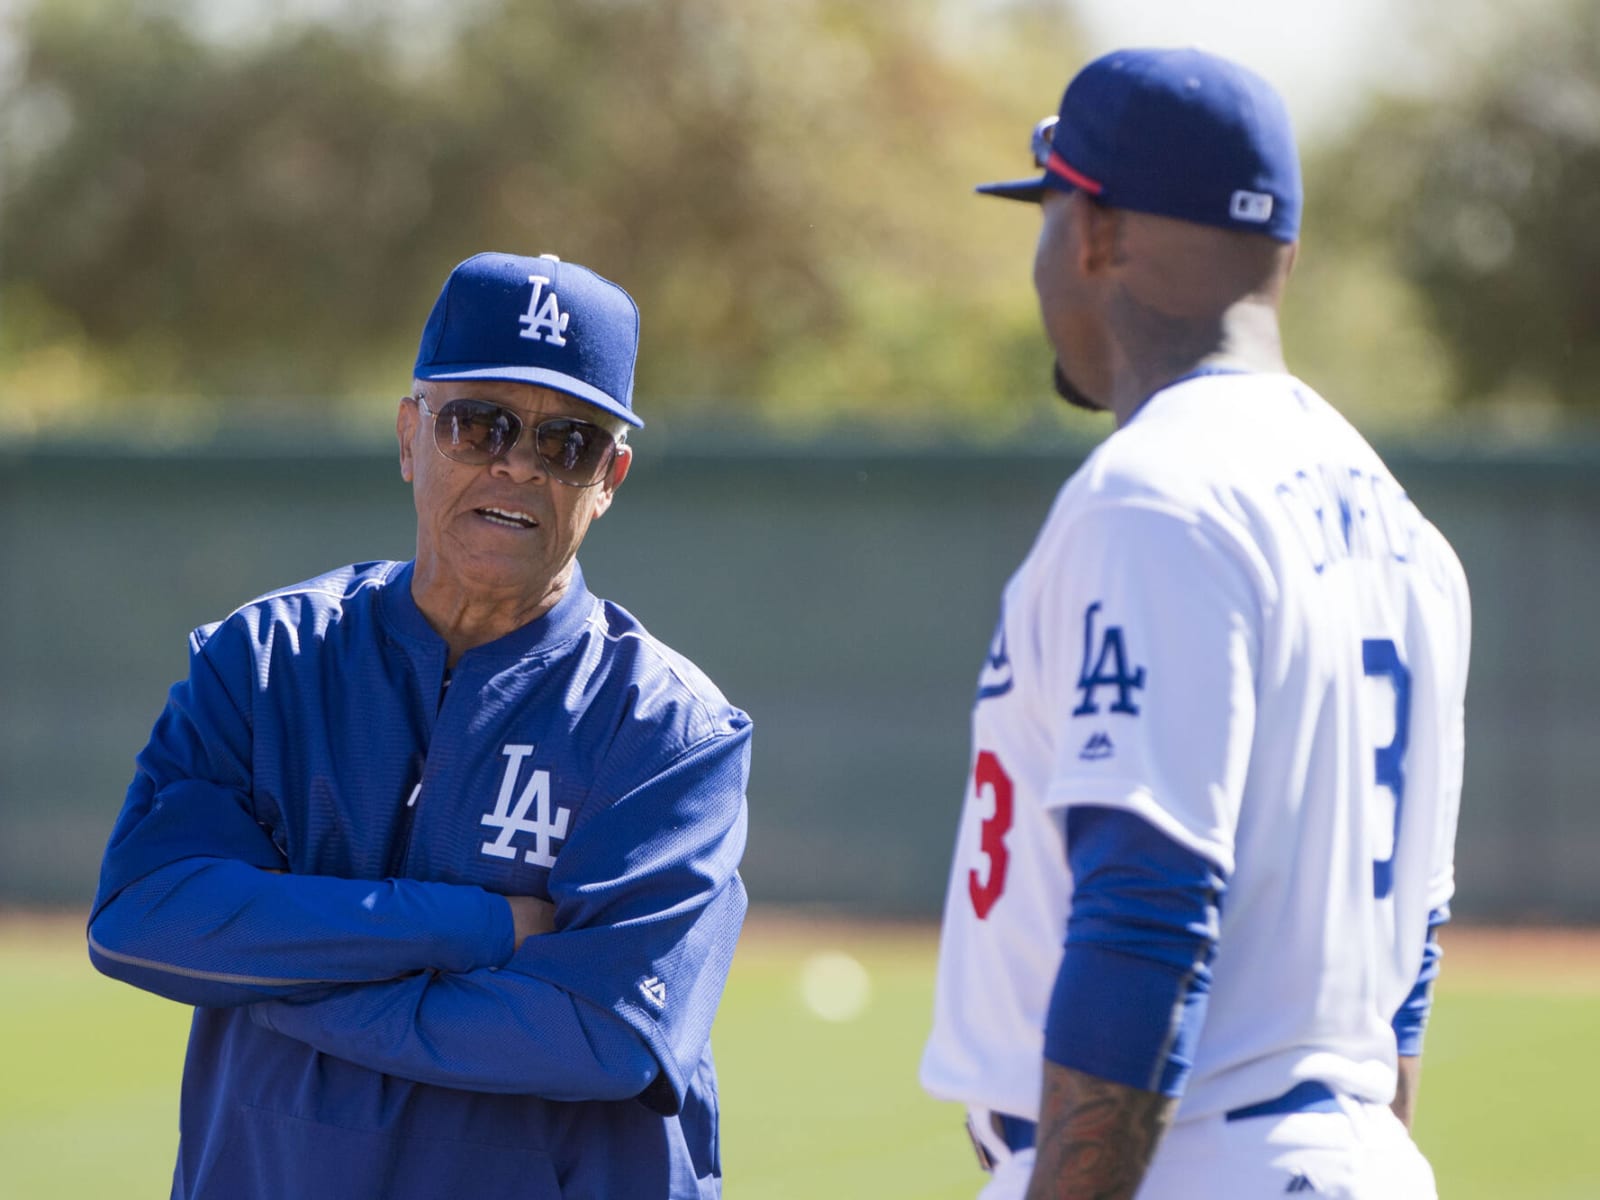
[413,250,643,429]
[519,274,571,346]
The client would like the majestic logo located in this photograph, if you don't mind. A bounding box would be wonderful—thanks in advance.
[1078,731,1115,761]
[639,976,667,1009]
[1073,602,1146,716]
[481,744,571,867]
[1285,1173,1320,1194]
[976,614,1014,701]
[518,275,570,346]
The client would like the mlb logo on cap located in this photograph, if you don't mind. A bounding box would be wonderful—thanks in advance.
[1230,190,1276,223]
[977,46,1303,243]
[414,251,644,427]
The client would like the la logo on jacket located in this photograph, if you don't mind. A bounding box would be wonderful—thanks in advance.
[480,744,572,867]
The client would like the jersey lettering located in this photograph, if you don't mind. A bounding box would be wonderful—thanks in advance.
[967,751,1014,919]
[1274,464,1424,574]
[481,743,571,867]
[518,275,571,345]
[1073,602,1146,716]
[1363,639,1411,899]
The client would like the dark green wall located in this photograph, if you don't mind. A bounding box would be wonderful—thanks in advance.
[3,442,1595,918]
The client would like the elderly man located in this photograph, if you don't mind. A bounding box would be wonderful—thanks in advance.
[89,252,751,1199]
[921,49,1470,1200]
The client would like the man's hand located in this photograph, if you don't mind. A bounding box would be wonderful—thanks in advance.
[506,896,557,945]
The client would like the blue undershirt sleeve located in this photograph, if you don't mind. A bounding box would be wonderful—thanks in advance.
[250,724,751,1110]
[1393,904,1450,1057]
[1043,806,1227,1097]
[88,628,516,1007]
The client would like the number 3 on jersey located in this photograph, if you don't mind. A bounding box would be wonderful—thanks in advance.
[1364,638,1411,900]
[967,649,1409,915]
[968,751,1014,919]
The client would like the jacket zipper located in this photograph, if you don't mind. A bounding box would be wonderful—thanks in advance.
[385,668,449,877]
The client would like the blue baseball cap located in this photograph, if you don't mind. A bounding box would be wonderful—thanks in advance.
[977,47,1302,242]
[414,251,643,428]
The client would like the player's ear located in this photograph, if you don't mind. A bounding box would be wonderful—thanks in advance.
[591,442,632,520]
[397,394,419,482]
[1075,193,1121,277]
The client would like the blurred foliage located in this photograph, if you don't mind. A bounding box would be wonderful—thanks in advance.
[0,0,1081,442]
[1297,0,1600,432]
[1,0,1596,444]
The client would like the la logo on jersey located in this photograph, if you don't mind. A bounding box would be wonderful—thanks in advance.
[481,744,571,868]
[518,275,570,346]
[1073,602,1146,717]
[976,613,1014,701]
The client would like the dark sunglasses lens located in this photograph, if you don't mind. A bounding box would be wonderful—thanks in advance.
[434,399,520,464]
[534,419,614,484]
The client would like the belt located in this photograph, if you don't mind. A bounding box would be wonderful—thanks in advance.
[965,1109,1037,1171]
[995,1112,1036,1152]
[1224,1080,1341,1121]
[976,1079,1338,1168]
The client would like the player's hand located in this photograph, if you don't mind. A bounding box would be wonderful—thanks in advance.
[506,895,557,945]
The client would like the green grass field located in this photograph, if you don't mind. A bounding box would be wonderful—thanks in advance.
[3,915,1596,1199]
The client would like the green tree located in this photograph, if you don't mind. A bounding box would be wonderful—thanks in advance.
[0,0,1085,441]
[1300,0,1600,424]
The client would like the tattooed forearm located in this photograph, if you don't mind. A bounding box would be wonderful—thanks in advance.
[1024,1062,1177,1200]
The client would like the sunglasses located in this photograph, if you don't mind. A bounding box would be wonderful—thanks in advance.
[1030,115,1060,168]
[414,396,620,488]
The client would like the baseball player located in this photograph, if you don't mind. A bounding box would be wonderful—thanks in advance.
[88,252,751,1199]
[921,49,1470,1200]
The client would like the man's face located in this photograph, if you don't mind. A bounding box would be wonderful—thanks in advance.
[1033,190,1111,414]
[397,378,631,604]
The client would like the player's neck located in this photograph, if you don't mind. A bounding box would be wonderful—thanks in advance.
[410,561,572,667]
[1110,299,1287,426]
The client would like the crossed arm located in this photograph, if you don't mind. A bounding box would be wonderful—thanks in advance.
[88,636,532,1007]
[240,730,749,1107]
[87,787,526,1007]
[89,632,751,1107]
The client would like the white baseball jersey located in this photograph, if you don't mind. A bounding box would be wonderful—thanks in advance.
[921,371,1470,1125]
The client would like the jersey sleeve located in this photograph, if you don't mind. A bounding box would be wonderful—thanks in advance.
[250,722,752,1110]
[88,625,517,1006]
[1036,501,1264,875]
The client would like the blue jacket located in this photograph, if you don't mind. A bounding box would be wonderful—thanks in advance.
[89,561,751,1199]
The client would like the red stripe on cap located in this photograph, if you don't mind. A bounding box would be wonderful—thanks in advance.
[1047,151,1103,195]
